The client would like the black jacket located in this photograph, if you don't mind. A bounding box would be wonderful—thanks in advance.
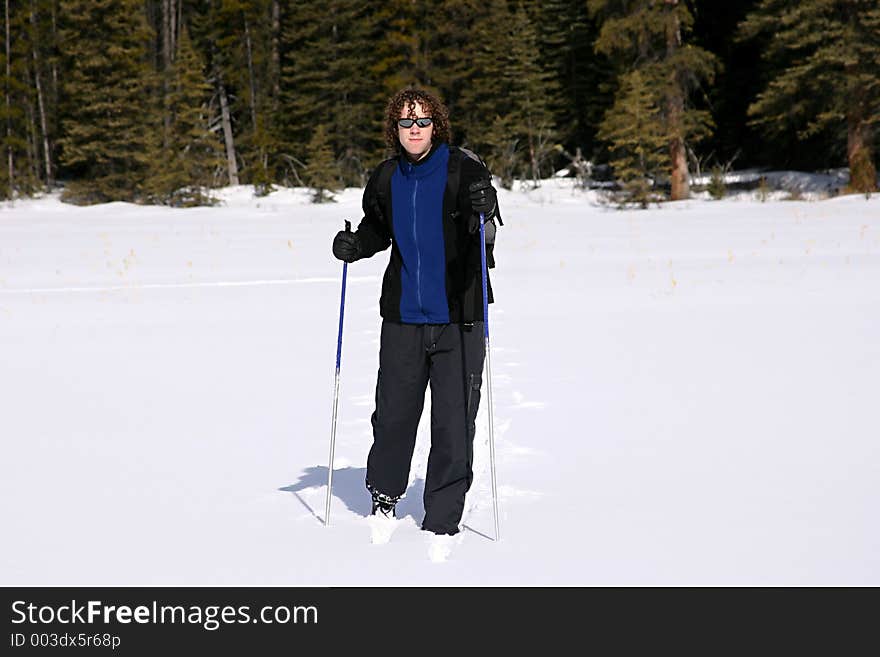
[354,144,499,324]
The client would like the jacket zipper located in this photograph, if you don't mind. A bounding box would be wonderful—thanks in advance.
[412,179,422,314]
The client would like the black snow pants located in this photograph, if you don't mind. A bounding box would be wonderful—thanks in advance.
[366,320,485,535]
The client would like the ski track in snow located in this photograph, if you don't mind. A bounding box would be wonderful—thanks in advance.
[0,276,377,295]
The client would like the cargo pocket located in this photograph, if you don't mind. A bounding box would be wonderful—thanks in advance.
[466,373,482,435]
[371,368,383,425]
[465,372,482,490]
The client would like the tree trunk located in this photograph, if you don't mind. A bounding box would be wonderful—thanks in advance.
[527,115,538,187]
[5,0,14,195]
[848,115,877,194]
[668,104,688,200]
[23,78,38,185]
[271,0,280,103]
[50,0,57,101]
[162,0,172,148]
[218,79,239,185]
[170,0,177,60]
[665,1,689,200]
[244,15,258,133]
[30,0,52,187]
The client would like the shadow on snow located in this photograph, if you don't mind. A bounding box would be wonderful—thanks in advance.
[279,466,426,526]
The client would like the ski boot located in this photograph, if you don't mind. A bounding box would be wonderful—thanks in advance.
[367,483,401,519]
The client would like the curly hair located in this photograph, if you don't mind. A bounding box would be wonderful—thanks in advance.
[383,88,451,154]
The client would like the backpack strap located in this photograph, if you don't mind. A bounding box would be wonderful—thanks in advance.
[371,158,397,224]
[458,145,486,168]
[451,146,503,226]
[446,147,463,217]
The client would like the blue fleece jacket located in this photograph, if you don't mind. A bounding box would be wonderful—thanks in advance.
[391,142,450,324]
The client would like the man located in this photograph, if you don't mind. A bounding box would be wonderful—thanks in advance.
[331,88,500,536]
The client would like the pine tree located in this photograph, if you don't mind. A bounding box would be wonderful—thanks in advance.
[505,2,560,186]
[367,0,423,99]
[233,0,278,191]
[739,0,880,193]
[27,0,56,190]
[460,0,559,188]
[417,0,489,149]
[248,112,275,196]
[440,0,501,151]
[280,0,377,186]
[589,0,717,200]
[482,114,519,189]
[57,0,158,203]
[304,123,341,203]
[189,0,278,193]
[145,25,224,206]
[597,69,667,207]
[0,0,38,198]
[188,0,255,187]
[537,0,610,160]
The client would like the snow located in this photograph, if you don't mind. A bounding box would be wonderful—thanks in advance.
[1,180,879,585]
[366,514,405,546]
[689,167,852,196]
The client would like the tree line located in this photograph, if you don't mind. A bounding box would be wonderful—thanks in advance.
[0,0,877,205]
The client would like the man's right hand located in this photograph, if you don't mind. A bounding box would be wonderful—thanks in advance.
[332,230,362,263]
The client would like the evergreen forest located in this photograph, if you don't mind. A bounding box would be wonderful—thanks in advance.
[1,0,878,205]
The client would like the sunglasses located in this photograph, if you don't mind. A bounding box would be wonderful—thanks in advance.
[397,117,433,129]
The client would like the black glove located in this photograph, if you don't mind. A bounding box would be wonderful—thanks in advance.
[332,229,362,263]
[468,179,497,228]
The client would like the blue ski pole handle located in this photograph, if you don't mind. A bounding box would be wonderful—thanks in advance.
[335,220,351,371]
[479,212,489,338]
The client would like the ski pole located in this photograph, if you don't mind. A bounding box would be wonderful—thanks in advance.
[479,211,500,542]
[325,219,351,526]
